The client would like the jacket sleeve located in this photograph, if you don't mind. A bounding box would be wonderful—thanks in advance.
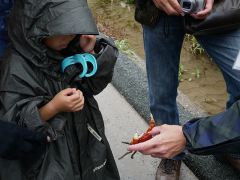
[182,99,240,155]
[85,36,119,95]
[17,96,67,141]
[0,58,66,141]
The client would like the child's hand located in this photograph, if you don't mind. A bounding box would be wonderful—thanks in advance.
[79,35,96,54]
[52,88,84,113]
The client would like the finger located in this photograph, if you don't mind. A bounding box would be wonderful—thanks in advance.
[197,0,213,16]
[79,95,84,105]
[22,128,48,143]
[149,126,161,135]
[152,154,174,159]
[68,90,81,101]
[69,91,83,105]
[47,136,50,142]
[127,143,144,152]
[196,9,210,17]
[191,0,213,19]
[169,0,183,14]
[73,98,85,111]
[151,153,162,158]
[72,88,76,94]
[190,13,208,20]
[80,35,88,47]
[74,104,84,112]
[73,98,84,108]
[127,138,155,152]
[89,35,96,44]
[62,88,75,96]
[163,1,181,16]
[72,90,83,101]
[80,34,87,41]
[77,90,83,100]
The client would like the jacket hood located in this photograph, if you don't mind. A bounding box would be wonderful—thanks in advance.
[7,0,99,70]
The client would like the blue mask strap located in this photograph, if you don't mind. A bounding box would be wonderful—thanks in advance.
[82,53,98,77]
[61,54,87,78]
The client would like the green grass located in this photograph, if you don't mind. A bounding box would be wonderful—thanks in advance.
[190,38,204,54]
[179,64,200,82]
[125,0,135,4]
[115,39,138,61]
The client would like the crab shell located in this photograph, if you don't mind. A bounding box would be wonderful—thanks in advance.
[131,132,153,144]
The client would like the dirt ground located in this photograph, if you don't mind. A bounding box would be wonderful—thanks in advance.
[88,0,229,116]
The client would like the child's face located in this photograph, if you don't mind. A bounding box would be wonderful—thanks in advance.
[43,34,76,53]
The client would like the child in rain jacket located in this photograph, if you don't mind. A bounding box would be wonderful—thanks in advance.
[0,0,120,179]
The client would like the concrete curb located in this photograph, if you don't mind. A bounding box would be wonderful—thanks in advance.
[111,51,239,180]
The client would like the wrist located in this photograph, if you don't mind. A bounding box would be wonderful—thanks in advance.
[39,100,60,121]
[180,126,187,145]
[48,100,61,114]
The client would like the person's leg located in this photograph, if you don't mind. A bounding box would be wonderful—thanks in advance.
[195,28,240,174]
[143,13,185,157]
[143,13,185,180]
[0,39,9,56]
[195,29,240,110]
[143,13,185,126]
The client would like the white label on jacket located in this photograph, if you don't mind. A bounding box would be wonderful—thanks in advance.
[93,159,107,172]
[233,51,240,70]
[87,124,102,141]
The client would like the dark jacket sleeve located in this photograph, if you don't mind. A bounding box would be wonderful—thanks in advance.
[182,99,240,155]
[85,37,119,95]
[18,96,67,141]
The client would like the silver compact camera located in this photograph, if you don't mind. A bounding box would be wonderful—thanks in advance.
[178,0,206,14]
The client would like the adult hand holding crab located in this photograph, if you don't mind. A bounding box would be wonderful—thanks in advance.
[127,125,186,159]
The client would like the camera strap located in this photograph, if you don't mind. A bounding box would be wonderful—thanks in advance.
[163,13,169,38]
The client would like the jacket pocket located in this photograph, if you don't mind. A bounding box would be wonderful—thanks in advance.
[89,136,107,180]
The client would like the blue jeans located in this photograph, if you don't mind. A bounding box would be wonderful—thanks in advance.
[143,13,240,160]
[0,39,9,56]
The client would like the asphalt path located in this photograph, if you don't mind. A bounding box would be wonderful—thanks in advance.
[109,49,240,180]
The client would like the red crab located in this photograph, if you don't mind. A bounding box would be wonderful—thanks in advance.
[118,117,155,160]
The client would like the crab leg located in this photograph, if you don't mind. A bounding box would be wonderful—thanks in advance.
[119,115,155,160]
[121,142,131,145]
[131,151,137,159]
[118,151,133,160]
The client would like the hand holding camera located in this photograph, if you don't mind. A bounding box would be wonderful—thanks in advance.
[178,0,206,14]
[178,0,214,19]
[152,0,183,16]
[152,0,213,19]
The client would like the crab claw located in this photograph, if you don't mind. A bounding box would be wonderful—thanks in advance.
[132,132,139,144]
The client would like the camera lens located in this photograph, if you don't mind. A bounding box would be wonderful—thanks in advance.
[183,2,191,9]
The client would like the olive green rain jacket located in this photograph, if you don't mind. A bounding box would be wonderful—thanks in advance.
[0,0,120,179]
